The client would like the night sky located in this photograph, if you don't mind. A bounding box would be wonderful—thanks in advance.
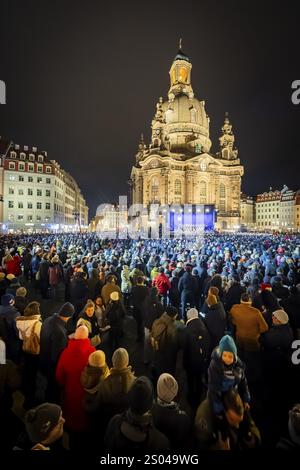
[0,0,299,217]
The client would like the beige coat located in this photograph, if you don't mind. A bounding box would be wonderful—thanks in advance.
[230,302,268,351]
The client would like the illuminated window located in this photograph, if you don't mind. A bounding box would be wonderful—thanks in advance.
[199,180,207,203]
[179,67,188,83]
[190,107,197,123]
[200,161,207,172]
[174,179,182,195]
[151,177,159,202]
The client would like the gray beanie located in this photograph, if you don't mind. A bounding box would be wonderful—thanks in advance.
[25,403,62,443]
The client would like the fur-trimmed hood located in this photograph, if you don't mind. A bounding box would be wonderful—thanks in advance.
[16,315,41,339]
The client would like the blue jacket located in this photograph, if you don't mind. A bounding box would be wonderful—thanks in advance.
[208,348,251,415]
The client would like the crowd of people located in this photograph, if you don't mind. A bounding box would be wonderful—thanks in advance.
[0,231,300,452]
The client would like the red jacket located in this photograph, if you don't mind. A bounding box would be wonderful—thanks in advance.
[56,338,95,431]
[6,256,22,276]
[153,273,171,295]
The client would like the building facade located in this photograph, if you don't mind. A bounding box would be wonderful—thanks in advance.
[0,138,88,232]
[130,45,244,230]
[256,186,299,231]
[240,193,255,228]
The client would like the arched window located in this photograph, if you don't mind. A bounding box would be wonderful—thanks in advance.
[151,176,159,202]
[174,179,182,195]
[190,107,197,123]
[199,180,207,203]
[165,108,173,124]
[219,183,226,212]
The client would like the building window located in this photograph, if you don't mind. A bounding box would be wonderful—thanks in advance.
[10,151,17,159]
[19,153,25,160]
[19,175,24,182]
[9,174,16,181]
[165,108,173,124]
[190,107,197,123]
[8,187,14,195]
[46,190,51,197]
[199,180,207,203]
[37,177,42,183]
[37,164,43,173]
[45,203,51,210]
[28,163,34,172]
[17,214,24,221]
[28,176,33,182]
[37,202,42,210]
[38,155,44,163]
[9,162,15,170]
[46,167,52,174]
[29,154,35,161]
[37,189,42,197]
[8,201,14,208]
[200,161,207,172]
[18,189,24,195]
[36,215,41,221]
[27,215,33,221]
[220,183,226,199]
[19,162,25,171]
[18,202,23,209]
[151,176,159,202]
[28,189,33,196]
[174,179,182,195]
[28,202,33,209]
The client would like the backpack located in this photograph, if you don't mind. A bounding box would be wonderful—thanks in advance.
[22,321,40,355]
[150,318,168,352]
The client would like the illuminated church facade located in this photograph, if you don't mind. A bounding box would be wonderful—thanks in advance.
[130,44,244,229]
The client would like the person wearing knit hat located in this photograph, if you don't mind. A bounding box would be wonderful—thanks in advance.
[104,376,169,451]
[56,323,95,439]
[24,403,65,448]
[207,335,251,416]
[128,376,154,415]
[1,293,15,307]
[81,350,110,394]
[110,291,119,301]
[74,324,89,339]
[16,286,27,297]
[112,347,129,370]
[0,272,6,280]
[58,302,75,318]
[6,273,16,281]
[186,307,198,321]
[157,373,178,403]
[260,308,293,358]
[152,373,191,449]
[272,309,289,325]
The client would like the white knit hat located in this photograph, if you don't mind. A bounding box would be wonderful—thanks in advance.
[157,373,178,403]
[273,309,289,325]
[186,308,199,321]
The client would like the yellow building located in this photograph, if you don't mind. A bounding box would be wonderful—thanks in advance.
[130,44,244,229]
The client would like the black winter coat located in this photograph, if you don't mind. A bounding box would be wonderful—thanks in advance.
[224,282,246,312]
[0,305,22,362]
[105,410,169,452]
[204,302,227,350]
[152,400,192,450]
[39,314,69,375]
[183,317,210,373]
